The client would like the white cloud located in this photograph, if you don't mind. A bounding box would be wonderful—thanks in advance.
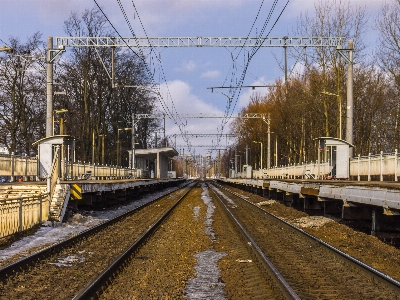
[201,70,220,79]
[175,60,197,72]
[157,80,234,153]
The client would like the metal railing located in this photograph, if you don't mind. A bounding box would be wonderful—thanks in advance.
[48,146,61,201]
[350,150,400,181]
[0,194,49,238]
[0,153,38,181]
[237,161,331,180]
[62,160,141,180]
[234,150,400,181]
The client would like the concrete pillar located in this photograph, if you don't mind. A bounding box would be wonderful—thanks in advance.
[342,205,372,220]
[323,201,341,215]
[283,194,293,207]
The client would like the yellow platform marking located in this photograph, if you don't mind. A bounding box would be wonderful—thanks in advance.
[70,184,82,200]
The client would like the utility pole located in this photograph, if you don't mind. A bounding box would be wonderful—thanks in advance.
[267,113,271,169]
[99,134,105,165]
[131,113,135,173]
[283,36,288,82]
[92,131,95,164]
[245,144,249,165]
[163,114,166,147]
[46,37,53,137]
[346,40,354,157]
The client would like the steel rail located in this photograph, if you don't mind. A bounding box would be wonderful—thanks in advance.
[73,182,195,299]
[212,181,400,293]
[208,183,300,300]
[0,180,193,281]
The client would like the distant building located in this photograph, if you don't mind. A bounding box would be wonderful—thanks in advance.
[0,147,9,155]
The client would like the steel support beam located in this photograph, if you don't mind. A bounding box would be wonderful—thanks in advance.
[54,36,344,48]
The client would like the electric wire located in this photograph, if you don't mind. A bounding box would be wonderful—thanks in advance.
[126,0,197,153]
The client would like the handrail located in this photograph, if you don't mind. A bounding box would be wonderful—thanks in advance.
[48,146,60,200]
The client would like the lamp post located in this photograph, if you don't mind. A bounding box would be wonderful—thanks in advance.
[271,132,278,167]
[99,134,106,165]
[53,109,68,135]
[0,46,12,52]
[321,90,341,139]
[117,128,131,166]
[252,141,263,170]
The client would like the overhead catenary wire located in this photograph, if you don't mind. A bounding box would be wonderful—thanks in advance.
[94,0,189,150]
[117,0,193,151]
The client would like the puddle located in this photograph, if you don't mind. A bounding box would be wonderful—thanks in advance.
[185,249,227,299]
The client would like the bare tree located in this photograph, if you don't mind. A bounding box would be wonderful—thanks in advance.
[0,33,46,155]
[57,8,159,165]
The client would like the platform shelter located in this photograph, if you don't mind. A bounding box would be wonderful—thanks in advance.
[33,135,75,179]
[128,147,178,179]
[316,137,354,179]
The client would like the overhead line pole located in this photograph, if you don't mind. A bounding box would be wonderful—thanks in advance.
[46,35,349,164]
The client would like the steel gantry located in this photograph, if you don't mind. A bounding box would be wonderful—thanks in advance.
[134,113,273,167]
[45,35,353,168]
[54,36,344,48]
[46,36,346,137]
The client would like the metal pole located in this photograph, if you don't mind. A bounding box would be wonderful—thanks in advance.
[260,142,263,170]
[92,130,95,164]
[245,144,249,165]
[284,36,288,82]
[111,38,115,88]
[117,129,120,166]
[60,117,64,135]
[275,135,278,167]
[46,37,53,137]
[163,114,166,147]
[235,148,237,175]
[267,114,271,169]
[346,40,354,157]
[131,113,135,172]
[101,135,105,165]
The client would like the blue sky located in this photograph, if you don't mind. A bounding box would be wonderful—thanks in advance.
[0,0,386,155]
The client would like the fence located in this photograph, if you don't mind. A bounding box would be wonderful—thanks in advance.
[0,153,38,181]
[62,161,141,180]
[0,194,49,238]
[0,154,142,182]
[245,161,331,180]
[350,150,400,181]
[237,150,400,181]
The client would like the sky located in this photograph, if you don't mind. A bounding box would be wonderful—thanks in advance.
[0,0,387,157]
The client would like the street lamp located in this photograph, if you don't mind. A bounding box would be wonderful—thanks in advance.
[117,128,131,166]
[99,134,106,165]
[252,141,263,170]
[271,132,278,167]
[321,90,342,140]
[0,46,12,52]
[53,109,68,135]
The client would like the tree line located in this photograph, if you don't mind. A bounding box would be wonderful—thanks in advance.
[220,0,400,175]
[0,8,160,166]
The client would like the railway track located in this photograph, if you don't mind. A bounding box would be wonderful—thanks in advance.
[2,180,399,299]
[209,181,400,299]
[0,181,194,299]
[81,182,291,299]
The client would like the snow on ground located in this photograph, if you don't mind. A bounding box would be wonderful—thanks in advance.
[0,186,181,262]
